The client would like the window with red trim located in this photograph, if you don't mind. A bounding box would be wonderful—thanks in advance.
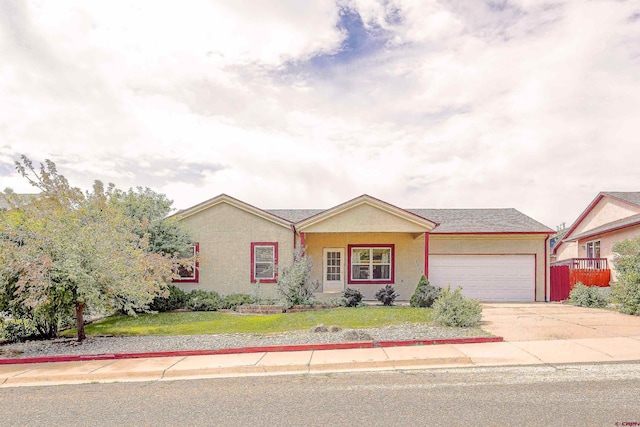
[173,242,199,283]
[251,242,278,283]
[348,244,394,284]
[586,240,601,258]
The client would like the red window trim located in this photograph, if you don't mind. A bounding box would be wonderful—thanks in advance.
[172,242,199,283]
[251,242,278,283]
[347,244,395,285]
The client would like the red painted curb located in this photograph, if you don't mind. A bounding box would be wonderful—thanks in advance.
[0,336,503,365]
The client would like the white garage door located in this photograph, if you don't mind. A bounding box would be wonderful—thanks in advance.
[429,255,535,302]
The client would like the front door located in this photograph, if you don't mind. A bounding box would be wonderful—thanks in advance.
[323,248,345,292]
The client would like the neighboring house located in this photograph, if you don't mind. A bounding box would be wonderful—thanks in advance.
[173,194,554,302]
[553,192,640,280]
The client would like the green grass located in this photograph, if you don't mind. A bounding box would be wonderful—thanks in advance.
[63,307,435,337]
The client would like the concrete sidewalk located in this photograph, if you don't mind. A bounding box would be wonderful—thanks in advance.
[3,335,640,388]
[2,303,640,388]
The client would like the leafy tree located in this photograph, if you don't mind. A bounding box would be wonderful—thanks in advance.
[0,157,175,341]
[110,187,193,256]
[611,236,640,315]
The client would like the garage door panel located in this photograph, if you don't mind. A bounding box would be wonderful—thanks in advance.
[430,255,535,302]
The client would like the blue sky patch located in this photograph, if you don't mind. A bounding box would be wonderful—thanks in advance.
[308,6,391,69]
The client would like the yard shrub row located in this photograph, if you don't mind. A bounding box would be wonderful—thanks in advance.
[149,285,256,313]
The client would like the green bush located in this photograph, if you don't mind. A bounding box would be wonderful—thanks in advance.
[187,290,223,311]
[611,237,640,314]
[277,247,319,308]
[149,284,187,312]
[611,280,640,315]
[410,275,441,308]
[222,293,257,310]
[342,287,364,307]
[569,283,609,308]
[432,287,482,327]
[0,319,37,343]
[375,285,398,306]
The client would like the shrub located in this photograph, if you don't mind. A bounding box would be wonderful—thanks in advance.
[410,275,441,308]
[375,285,398,306]
[611,237,640,315]
[432,287,482,327]
[222,293,256,310]
[187,290,223,311]
[277,247,319,308]
[0,319,37,343]
[342,287,364,307]
[149,284,187,312]
[568,283,609,308]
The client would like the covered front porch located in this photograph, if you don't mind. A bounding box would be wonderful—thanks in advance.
[293,195,436,301]
[301,231,430,300]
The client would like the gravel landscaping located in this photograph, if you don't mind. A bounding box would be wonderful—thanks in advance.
[0,323,491,359]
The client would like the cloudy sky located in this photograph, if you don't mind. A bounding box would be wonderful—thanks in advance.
[1,0,639,229]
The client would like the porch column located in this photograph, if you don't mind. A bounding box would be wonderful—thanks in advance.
[300,232,306,248]
[424,232,429,278]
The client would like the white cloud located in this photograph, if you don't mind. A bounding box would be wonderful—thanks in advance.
[1,0,640,229]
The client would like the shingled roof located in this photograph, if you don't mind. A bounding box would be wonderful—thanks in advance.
[408,208,552,233]
[267,207,553,234]
[566,212,640,241]
[601,192,640,207]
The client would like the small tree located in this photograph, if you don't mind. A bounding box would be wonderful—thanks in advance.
[276,247,319,308]
[410,275,440,308]
[611,237,640,315]
[0,157,176,341]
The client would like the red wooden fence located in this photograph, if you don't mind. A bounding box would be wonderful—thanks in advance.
[570,269,611,287]
[550,265,570,302]
[549,262,611,301]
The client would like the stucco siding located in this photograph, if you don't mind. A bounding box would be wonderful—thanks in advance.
[430,234,549,301]
[555,240,578,261]
[573,198,640,235]
[304,232,425,300]
[301,204,430,233]
[179,202,294,297]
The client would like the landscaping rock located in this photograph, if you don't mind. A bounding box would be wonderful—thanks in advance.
[312,324,328,333]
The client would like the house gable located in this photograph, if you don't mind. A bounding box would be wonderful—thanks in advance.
[554,191,640,255]
[296,195,437,234]
[572,195,640,236]
[174,194,292,230]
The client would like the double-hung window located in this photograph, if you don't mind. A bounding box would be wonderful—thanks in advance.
[586,240,601,258]
[348,245,394,284]
[172,243,199,283]
[251,242,278,283]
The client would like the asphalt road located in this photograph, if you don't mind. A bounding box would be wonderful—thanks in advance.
[2,363,640,426]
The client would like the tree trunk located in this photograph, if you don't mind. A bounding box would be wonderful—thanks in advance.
[75,301,86,342]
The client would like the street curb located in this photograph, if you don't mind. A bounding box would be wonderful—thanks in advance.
[0,336,502,365]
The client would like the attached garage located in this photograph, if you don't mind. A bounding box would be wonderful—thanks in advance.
[429,255,536,302]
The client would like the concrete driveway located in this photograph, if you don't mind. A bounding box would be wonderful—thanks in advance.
[481,303,640,341]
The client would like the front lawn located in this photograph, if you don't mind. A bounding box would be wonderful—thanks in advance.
[63,307,434,336]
